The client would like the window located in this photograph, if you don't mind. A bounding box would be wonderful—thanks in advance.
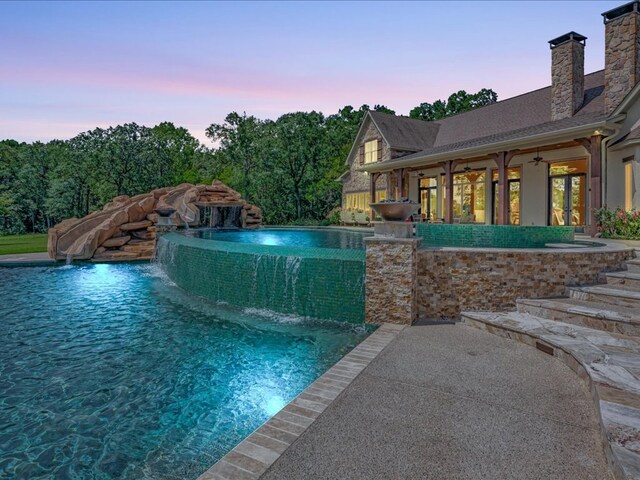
[419,177,438,221]
[548,159,587,227]
[625,159,634,211]
[452,171,486,223]
[344,191,385,210]
[491,167,521,225]
[364,140,378,164]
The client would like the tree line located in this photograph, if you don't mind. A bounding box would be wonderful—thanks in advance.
[0,89,496,234]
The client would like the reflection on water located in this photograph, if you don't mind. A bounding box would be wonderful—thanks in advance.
[0,263,370,479]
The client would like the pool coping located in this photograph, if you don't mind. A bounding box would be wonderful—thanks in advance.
[196,322,405,480]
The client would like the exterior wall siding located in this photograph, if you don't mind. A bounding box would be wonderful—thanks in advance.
[342,120,389,205]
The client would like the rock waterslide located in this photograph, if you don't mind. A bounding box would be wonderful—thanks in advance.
[47,180,263,261]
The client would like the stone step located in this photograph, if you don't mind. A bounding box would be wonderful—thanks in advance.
[606,271,640,290]
[627,259,640,274]
[569,284,640,308]
[517,297,640,336]
[460,310,640,480]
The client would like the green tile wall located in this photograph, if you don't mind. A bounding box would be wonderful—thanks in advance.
[416,224,574,248]
[156,233,365,323]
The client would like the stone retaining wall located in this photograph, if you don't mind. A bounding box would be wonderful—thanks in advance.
[417,247,633,320]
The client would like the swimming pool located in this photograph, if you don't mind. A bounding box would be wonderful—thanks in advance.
[0,263,370,479]
[183,227,367,250]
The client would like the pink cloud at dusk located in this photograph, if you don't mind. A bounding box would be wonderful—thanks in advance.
[0,1,623,144]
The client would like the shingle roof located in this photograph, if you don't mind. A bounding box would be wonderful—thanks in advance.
[388,112,607,165]
[431,70,604,147]
[367,70,606,167]
[368,111,440,151]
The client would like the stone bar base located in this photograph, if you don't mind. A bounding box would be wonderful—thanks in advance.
[365,237,420,325]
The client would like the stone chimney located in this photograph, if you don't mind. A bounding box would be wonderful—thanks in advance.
[603,1,640,114]
[549,32,587,120]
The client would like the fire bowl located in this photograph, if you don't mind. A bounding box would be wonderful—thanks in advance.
[370,202,420,221]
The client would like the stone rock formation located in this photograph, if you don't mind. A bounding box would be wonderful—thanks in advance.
[48,180,263,262]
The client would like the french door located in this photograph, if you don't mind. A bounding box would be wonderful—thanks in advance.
[548,174,586,227]
[491,179,521,225]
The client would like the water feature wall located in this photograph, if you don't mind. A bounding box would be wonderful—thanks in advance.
[156,233,365,323]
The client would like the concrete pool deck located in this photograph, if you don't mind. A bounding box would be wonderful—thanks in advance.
[0,252,52,263]
[253,324,611,480]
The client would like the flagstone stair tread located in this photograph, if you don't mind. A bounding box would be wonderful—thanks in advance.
[517,297,640,325]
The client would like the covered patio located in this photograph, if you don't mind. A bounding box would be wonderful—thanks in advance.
[365,129,611,234]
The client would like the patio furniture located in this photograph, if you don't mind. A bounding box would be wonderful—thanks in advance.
[340,210,354,225]
[354,211,370,227]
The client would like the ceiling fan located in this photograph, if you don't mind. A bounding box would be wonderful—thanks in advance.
[529,148,545,166]
[463,161,472,172]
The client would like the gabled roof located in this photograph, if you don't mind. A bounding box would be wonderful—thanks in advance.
[361,70,610,171]
[368,111,440,151]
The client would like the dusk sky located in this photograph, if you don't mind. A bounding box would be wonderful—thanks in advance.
[1,1,622,145]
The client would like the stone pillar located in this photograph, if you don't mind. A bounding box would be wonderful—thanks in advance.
[549,32,586,120]
[603,2,640,114]
[365,237,420,325]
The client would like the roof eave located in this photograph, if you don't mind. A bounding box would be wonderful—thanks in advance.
[343,112,372,166]
[357,120,612,173]
[609,136,640,150]
[337,170,350,181]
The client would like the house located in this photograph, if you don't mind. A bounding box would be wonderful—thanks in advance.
[340,1,640,234]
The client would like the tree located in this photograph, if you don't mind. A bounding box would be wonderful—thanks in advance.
[151,122,204,185]
[205,112,267,201]
[272,111,326,220]
[409,88,498,121]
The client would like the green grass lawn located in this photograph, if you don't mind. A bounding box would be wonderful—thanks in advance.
[0,233,48,255]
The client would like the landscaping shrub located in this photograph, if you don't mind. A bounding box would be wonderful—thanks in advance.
[595,207,640,239]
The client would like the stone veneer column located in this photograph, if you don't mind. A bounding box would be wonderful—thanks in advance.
[550,32,585,120]
[604,3,640,114]
[364,237,420,325]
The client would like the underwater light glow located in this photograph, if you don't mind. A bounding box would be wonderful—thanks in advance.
[264,395,286,416]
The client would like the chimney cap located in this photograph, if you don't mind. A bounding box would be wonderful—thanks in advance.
[548,31,587,49]
[602,1,640,24]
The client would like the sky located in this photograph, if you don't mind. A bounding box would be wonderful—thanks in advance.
[0,0,623,145]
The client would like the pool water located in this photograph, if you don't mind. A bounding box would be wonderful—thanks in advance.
[0,263,370,479]
[183,228,367,250]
